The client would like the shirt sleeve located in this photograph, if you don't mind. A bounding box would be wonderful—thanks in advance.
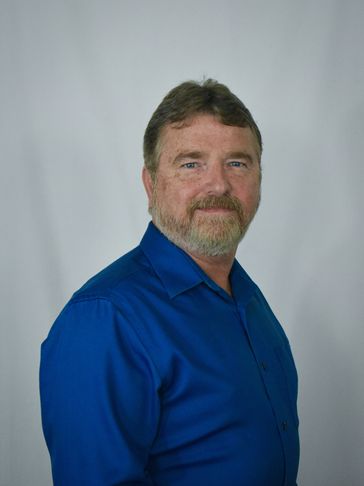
[40,297,161,486]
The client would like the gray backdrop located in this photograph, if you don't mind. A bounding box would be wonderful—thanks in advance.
[1,1,363,485]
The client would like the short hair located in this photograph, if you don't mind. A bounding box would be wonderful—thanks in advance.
[143,79,262,178]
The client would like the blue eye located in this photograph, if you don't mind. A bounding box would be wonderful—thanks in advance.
[182,162,198,169]
[228,161,247,168]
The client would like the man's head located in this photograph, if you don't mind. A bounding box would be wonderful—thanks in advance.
[142,79,262,257]
[143,79,262,181]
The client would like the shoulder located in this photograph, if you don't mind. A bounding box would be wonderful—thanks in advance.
[69,245,161,306]
[44,244,164,356]
[43,245,154,347]
[42,246,163,376]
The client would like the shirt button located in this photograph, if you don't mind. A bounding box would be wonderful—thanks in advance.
[281,420,288,431]
[260,361,268,371]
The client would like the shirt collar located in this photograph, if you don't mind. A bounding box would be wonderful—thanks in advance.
[140,222,204,299]
[140,222,257,304]
[229,259,258,307]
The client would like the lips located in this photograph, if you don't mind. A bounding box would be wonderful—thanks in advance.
[196,207,235,212]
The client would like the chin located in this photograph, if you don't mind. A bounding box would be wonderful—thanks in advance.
[184,225,245,257]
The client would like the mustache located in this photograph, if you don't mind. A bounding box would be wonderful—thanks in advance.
[188,195,244,215]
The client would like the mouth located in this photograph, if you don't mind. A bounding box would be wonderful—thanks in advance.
[195,207,235,214]
[189,195,242,219]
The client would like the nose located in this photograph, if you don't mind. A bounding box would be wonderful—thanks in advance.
[203,162,231,195]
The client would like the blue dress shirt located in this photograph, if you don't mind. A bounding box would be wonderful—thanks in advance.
[40,222,299,485]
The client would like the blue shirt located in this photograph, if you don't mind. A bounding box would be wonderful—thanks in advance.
[40,222,299,485]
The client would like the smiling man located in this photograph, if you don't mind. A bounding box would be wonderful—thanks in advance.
[40,80,300,485]
[143,112,261,295]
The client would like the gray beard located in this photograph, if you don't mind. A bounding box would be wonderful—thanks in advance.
[150,205,253,257]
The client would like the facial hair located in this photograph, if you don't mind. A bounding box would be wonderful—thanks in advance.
[150,191,259,257]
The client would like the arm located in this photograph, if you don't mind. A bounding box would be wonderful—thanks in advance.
[40,298,161,485]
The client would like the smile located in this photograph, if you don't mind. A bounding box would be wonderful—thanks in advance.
[195,208,235,214]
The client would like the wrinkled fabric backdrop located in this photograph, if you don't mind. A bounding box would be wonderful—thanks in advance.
[1,1,363,485]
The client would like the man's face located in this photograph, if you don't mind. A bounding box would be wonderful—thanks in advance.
[143,114,261,257]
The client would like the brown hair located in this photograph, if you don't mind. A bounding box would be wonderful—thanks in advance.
[143,79,262,178]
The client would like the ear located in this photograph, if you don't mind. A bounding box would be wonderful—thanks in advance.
[142,166,154,206]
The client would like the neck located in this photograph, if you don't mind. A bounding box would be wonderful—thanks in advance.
[186,249,236,296]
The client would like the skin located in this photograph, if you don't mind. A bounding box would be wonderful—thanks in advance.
[143,114,261,295]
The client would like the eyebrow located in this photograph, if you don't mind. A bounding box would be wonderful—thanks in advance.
[172,150,257,165]
[226,151,255,163]
[172,151,205,164]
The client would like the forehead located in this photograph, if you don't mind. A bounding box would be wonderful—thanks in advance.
[159,114,260,159]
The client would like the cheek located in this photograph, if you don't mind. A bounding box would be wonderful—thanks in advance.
[154,181,189,215]
[161,177,200,203]
[154,177,173,202]
[234,180,261,207]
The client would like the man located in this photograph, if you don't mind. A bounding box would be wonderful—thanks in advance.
[40,79,299,485]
